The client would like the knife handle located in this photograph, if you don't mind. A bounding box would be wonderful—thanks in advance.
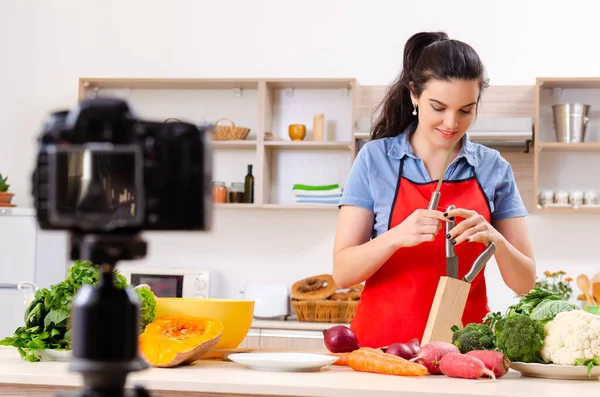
[463,242,496,283]
[428,191,441,210]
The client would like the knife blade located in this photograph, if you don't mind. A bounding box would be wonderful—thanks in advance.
[427,144,456,211]
[445,205,458,278]
[462,242,496,283]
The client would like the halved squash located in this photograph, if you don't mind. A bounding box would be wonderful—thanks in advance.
[139,315,223,367]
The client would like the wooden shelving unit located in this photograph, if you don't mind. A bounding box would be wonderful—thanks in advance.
[78,77,358,210]
[533,77,600,214]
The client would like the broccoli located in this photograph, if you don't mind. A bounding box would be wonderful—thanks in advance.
[494,313,545,363]
[451,323,496,353]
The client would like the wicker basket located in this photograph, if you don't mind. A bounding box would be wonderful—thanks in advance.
[211,118,250,141]
[291,299,357,323]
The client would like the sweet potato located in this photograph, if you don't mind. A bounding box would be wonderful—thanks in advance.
[465,350,510,378]
[347,347,428,376]
[439,352,496,380]
[409,342,459,375]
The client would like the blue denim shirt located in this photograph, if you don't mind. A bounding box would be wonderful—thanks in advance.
[339,123,528,238]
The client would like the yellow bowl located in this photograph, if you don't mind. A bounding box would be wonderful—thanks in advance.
[155,298,254,351]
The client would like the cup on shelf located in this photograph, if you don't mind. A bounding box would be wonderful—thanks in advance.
[569,191,584,207]
[538,190,554,207]
[555,191,569,205]
[584,191,598,205]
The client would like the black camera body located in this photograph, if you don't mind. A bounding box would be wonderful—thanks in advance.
[32,97,212,236]
[30,97,214,397]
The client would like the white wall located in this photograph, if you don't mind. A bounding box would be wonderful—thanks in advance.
[1,0,599,313]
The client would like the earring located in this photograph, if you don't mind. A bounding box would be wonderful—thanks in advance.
[412,105,417,116]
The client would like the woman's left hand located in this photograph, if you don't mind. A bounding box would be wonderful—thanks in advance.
[443,208,504,246]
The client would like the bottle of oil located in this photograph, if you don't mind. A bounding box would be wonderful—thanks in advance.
[244,164,254,203]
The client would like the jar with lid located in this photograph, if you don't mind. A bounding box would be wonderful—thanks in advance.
[229,182,245,203]
[212,181,227,203]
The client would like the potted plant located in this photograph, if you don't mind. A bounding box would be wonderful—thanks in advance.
[0,173,15,207]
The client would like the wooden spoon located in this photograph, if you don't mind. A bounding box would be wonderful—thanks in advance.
[593,283,600,307]
[576,274,595,305]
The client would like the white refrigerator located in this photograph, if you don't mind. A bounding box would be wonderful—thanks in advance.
[0,207,69,340]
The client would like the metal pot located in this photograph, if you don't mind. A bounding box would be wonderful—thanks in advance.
[552,103,590,143]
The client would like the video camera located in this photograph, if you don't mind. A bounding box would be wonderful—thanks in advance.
[31,97,214,397]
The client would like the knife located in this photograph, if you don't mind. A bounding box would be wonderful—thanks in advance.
[445,205,458,278]
[427,145,455,211]
[462,242,496,283]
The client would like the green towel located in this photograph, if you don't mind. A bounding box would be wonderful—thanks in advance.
[292,184,340,191]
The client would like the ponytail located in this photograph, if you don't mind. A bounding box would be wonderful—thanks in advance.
[371,31,488,140]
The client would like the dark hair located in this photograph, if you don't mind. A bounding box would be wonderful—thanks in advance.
[371,31,489,140]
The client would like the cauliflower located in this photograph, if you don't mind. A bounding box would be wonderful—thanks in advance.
[540,310,600,365]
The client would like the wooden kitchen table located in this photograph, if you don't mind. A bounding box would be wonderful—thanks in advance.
[0,347,597,397]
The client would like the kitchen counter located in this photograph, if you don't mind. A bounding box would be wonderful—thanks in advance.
[251,319,348,331]
[0,347,598,397]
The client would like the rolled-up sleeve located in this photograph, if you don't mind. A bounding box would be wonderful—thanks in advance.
[492,159,528,222]
[338,146,374,211]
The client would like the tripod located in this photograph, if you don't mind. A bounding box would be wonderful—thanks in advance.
[57,232,152,397]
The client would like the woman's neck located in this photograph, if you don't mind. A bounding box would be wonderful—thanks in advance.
[409,125,462,181]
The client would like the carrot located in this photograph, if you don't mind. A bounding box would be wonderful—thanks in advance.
[347,347,428,376]
[438,353,496,380]
[465,350,510,378]
[328,352,350,366]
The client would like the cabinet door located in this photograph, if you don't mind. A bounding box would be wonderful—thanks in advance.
[259,329,326,351]
[238,328,261,348]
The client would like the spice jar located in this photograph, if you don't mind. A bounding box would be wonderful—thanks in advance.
[229,182,245,203]
[212,181,227,203]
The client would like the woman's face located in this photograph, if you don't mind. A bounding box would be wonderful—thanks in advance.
[411,78,480,150]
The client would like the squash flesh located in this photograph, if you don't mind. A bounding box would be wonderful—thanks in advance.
[139,315,223,367]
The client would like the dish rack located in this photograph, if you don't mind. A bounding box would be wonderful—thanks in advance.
[291,300,357,323]
[211,118,250,140]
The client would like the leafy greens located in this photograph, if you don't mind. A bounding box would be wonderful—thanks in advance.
[0,261,156,362]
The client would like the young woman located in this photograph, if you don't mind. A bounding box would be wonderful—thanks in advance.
[333,31,536,348]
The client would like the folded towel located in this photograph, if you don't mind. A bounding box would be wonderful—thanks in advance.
[292,184,340,191]
[293,189,342,197]
[295,193,341,199]
[296,198,340,204]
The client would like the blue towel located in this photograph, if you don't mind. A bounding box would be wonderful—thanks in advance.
[296,198,340,204]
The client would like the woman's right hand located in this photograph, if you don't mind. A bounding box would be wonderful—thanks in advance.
[391,209,446,248]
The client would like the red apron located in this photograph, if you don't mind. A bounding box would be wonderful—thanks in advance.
[350,158,492,348]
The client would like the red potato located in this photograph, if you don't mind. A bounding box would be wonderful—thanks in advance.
[439,353,496,380]
[409,342,459,375]
[465,350,511,378]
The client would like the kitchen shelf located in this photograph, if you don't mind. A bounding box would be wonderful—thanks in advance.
[214,203,338,210]
[76,77,545,212]
[533,77,600,213]
[79,77,359,209]
[538,142,600,152]
[212,140,258,149]
[536,207,600,214]
[264,141,353,150]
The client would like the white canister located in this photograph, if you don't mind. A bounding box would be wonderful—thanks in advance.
[555,191,569,205]
[584,191,598,205]
[538,190,554,207]
[569,191,584,207]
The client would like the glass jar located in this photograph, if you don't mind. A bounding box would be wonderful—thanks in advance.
[212,181,227,204]
[229,182,245,203]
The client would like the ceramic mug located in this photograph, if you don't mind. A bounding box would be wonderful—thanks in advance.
[538,190,554,207]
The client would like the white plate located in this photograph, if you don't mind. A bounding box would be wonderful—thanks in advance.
[510,362,600,380]
[228,352,338,372]
[35,349,72,362]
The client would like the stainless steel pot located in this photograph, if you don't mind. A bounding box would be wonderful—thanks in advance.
[552,103,590,143]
